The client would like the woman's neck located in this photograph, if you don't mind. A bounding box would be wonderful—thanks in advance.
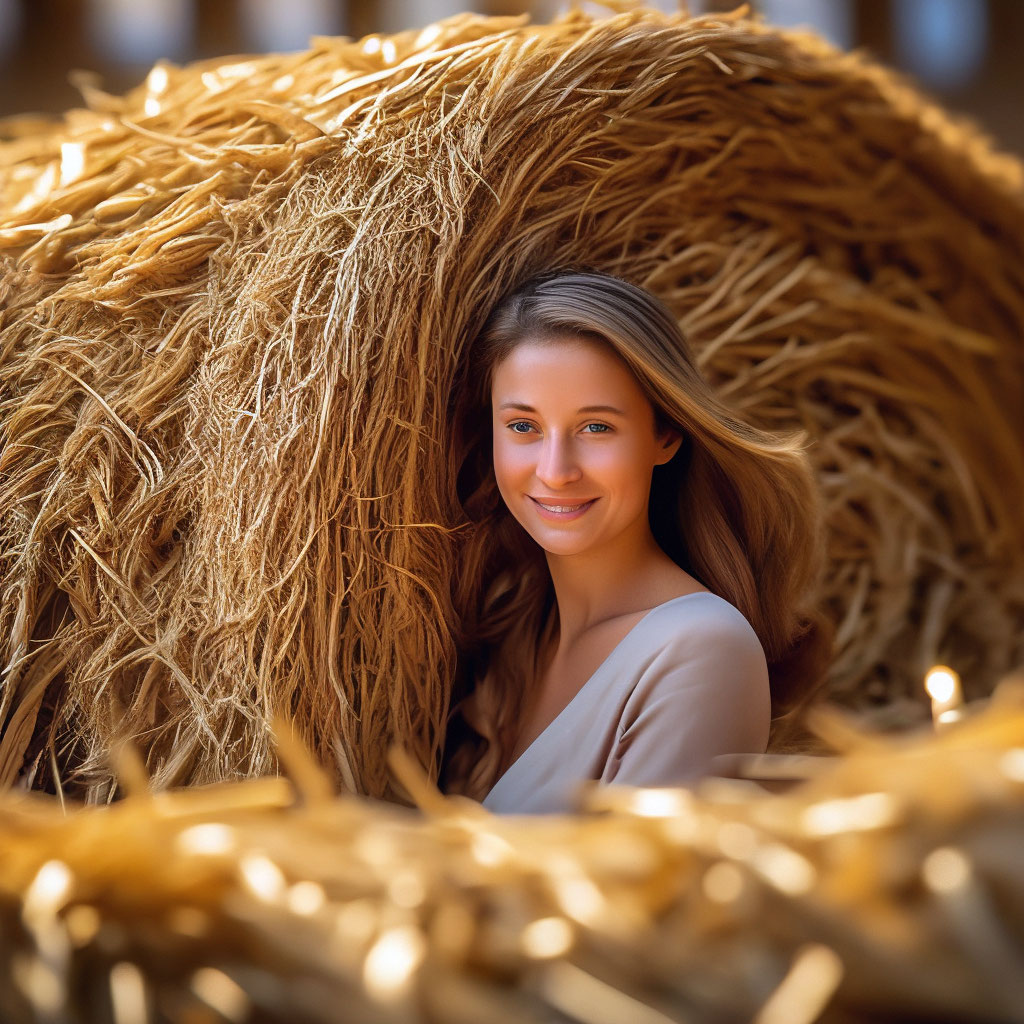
[544,529,683,644]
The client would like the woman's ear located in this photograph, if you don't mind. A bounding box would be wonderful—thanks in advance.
[655,425,684,466]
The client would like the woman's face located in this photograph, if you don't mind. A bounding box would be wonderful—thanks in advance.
[490,335,681,556]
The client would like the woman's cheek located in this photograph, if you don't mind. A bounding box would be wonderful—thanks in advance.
[588,441,626,476]
[595,442,642,500]
[493,440,525,497]
[497,440,529,478]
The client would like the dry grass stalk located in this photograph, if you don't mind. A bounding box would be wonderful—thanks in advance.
[0,672,1023,1023]
[1,3,1023,803]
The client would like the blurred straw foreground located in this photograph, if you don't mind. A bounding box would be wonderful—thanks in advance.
[0,674,1023,1023]
[1,2,1023,808]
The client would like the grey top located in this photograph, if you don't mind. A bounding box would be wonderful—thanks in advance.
[480,591,771,815]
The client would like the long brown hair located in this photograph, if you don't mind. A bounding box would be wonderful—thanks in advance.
[441,268,834,801]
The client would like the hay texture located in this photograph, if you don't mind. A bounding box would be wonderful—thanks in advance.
[2,673,1024,1024]
[1,3,1023,803]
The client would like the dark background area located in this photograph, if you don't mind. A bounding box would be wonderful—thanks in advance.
[0,0,1021,159]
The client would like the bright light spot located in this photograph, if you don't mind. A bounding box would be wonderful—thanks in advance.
[109,961,147,1024]
[218,63,256,82]
[415,24,442,48]
[925,666,959,703]
[751,843,816,895]
[238,854,287,902]
[200,62,256,95]
[175,823,236,856]
[362,35,382,55]
[364,926,426,1000]
[272,74,295,93]
[24,860,73,919]
[999,748,1024,782]
[146,65,168,93]
[521,916,574,958]
[59,143,85,186]
[716,821,758,859]
[190,967,249,1022]
[801,792,898,836]
[144,96,161,117]
[13,163,57,214]
[287,880,325,915]
[702,861,745,903]
[381,39,397,63]
[754,943,844,1024]
[627,788,694,817]
[922,846,971,892]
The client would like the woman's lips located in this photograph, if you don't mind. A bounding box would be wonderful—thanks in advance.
[529,496,597,521]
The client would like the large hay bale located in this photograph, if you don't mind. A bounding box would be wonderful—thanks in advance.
[1,3,1022,803]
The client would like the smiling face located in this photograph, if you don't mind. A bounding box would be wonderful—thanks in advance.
[490,334,682,558]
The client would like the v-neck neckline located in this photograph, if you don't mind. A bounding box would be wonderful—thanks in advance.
[487,590,714,795]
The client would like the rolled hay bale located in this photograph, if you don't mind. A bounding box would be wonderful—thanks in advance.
[1,3,1023,803]
[1,673,1024,1024]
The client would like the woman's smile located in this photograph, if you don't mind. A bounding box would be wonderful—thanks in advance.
[529,496,598,520]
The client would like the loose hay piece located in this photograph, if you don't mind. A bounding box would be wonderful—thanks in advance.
[1,672,1024,1024]
[1,3,1023,803]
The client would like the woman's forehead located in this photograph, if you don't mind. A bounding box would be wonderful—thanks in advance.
[491,337,636,394]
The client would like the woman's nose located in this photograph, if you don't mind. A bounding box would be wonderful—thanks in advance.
[536,435,581,484]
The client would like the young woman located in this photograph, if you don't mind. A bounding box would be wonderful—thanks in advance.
[441,269,834,813]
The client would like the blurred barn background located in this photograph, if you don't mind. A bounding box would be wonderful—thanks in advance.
[1,0,1022,158]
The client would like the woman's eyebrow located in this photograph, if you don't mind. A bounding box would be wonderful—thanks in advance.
[498,402,625,415]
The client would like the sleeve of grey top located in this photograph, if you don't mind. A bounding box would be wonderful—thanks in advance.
[605,604,771,788]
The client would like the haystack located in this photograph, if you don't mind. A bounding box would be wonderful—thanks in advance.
[1,2,1022,804]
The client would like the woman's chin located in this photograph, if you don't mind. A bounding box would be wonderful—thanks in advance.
[529,530,594,556]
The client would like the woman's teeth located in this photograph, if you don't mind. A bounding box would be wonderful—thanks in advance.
[536,500,589,512]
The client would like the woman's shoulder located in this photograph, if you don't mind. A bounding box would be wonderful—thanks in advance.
[643,590,764,651]
[630,590,769,694]
[616,590,770,747]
